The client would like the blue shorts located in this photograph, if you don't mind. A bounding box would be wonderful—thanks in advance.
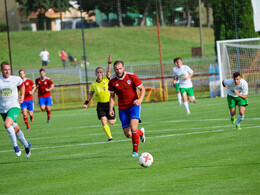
[21,100,34,111]
[119,104,141,129]
[39,96,53,107]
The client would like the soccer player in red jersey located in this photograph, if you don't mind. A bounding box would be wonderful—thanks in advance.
[19,70,36,130]
[109,60,146,157]
[35,69,54,123]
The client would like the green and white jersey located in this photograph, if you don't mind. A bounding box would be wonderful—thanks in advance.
[173,65,193,88]
[0,76,23,113]
[172,67,179,84]
[223,78,248,97]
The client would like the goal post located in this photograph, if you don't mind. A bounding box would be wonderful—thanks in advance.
[217,37,260,97]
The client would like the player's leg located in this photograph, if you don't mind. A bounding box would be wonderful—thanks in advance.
[107,106,116,125]
[177,91,182,105]
[29,111,34,122]
[101,117,113,141]
[187,87,196,103]
[119,108,132,138]
[22,107,30,130]
[235,97,248,130]
[13,122,31,158]
[129,105,145,157]
[181,88,191,114]
[39,97,46,111]
[27,100,34,122]
[227,95,237,125]
[46,96,53,123]
[97,103,113,141]
[2,108,22,156]
[175,83,182,105]
[46,106,51,123]
[235,106,245,130]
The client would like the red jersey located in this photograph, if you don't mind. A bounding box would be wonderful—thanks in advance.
[23,78,35,101]
[108,72,142,109]
[35,77,54,98]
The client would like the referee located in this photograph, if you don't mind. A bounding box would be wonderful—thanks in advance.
[83,54,115,141]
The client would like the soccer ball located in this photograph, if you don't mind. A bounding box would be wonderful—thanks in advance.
[138,152,153,167]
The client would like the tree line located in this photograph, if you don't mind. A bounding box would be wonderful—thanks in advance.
[16,0,258,41]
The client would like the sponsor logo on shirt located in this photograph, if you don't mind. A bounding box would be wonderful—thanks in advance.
[1,88,12,96]
[180,74,186,79]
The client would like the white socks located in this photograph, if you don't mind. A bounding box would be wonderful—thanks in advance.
[6,126,18,147]
[183,101,190,114]
[177,93,182,105]
[236,114,244,125]
[16,130,29,148]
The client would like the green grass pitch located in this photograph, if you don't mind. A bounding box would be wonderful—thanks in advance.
[0,94,259,194]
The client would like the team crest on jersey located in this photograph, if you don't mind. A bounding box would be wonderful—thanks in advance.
[44,81,47,85]
[26,82,29,86]
[127,80,131,85]
[103,86,106,91]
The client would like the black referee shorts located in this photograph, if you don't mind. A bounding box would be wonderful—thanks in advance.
[96,102,116,120]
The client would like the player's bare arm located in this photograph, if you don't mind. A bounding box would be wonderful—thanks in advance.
[234,90,247,99]
[133,85,145,106]
[107,54,112,78]
[173,76,177,85]
[185,72,194,80]
[29,85,37,95]
[46,84,54,92]
[109,93,115,117]
[19,83,25,103]
[83,91,94,108]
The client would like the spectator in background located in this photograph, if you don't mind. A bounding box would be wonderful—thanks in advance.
[68,53,74,67]
[39,48,50,70]
[58,49,67,69]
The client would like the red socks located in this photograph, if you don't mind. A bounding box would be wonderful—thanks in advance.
[47,110,51,120]
[132,129,144,153]
[23,115,29,128]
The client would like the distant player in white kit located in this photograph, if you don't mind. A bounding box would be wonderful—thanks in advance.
[173,58,182,106]
[173,57,196,115]
[222,72,248,130]
[0,62,31,157]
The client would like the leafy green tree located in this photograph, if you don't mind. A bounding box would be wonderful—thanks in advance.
[16,0,71,30]
[212,0,258,42]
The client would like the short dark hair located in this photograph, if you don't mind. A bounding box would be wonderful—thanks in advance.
[173,58,178,63]
[39,68,45,73]
[176,57,182,61]
[19,69,25,74]
[114,60,124,66]
[1,62,10,69]
[233,72,241,79]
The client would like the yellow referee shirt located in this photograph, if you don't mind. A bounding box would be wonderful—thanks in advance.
[90,76,110,103]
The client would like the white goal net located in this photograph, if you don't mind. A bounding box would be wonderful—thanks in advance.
[217,37,260,97]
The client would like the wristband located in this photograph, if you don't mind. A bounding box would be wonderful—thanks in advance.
[108,61,112,64]
[84,100,89,105]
